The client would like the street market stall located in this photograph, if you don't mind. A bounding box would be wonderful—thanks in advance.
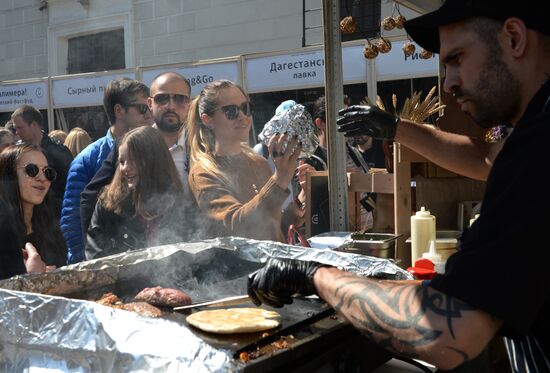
[0,237,412,372]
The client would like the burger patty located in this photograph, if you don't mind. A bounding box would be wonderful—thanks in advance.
[96,293,162,317]
[134,286,192,307]
[122,302,162,318]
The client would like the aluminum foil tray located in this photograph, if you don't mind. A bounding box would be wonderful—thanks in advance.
[0,237,412,372]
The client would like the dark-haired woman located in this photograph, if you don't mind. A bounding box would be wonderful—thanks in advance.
[0,144,66,279]
[187,80,304,242]
[85,126,196,260]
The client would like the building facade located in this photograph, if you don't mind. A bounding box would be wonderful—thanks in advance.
[1,0,423,80]
[1,0,434,139]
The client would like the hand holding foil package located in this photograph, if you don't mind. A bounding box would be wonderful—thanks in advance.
[258,104,319,158]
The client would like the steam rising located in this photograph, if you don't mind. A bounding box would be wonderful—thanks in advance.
[176,277,247,302]
[120,245,261,303]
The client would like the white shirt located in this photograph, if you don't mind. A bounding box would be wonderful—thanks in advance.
[168,129,189,196]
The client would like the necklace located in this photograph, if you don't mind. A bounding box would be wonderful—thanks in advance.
[221,151,261,196]
[247,155,260,194]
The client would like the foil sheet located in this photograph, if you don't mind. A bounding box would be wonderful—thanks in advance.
[0,237,412,372]
[257,104,319,158]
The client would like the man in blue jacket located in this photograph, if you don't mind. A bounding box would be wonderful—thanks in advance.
[61,78,152,264]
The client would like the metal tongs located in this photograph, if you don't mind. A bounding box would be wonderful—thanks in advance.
[173,295,251,311]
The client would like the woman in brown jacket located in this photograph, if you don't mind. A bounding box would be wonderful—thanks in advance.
[188,79,304,242]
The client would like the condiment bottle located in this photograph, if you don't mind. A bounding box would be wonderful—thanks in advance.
[410,206,436,263]
[422,240,445,274]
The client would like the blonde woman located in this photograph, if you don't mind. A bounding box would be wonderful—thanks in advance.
[64,127,92,157]
[48,129,68,144]
[188,79,304,243]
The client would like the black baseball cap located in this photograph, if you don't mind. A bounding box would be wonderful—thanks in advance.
[404,0,550,54]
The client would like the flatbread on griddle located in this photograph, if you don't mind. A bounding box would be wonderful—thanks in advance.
[186,307,280,334]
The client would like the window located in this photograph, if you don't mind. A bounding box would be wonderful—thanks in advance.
[340,0,381,42]
[1,110,50,134]
[67,29,125,74]
[58,106,109,142]
[303,0,380,46]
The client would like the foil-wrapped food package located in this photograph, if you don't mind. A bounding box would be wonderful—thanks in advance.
[258,104,319,158]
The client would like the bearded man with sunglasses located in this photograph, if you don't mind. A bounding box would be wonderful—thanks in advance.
[148,72,193,195]
[61,78,152,264]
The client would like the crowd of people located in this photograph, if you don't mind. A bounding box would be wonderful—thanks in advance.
[1,1,548,370]
[2,71,380,274]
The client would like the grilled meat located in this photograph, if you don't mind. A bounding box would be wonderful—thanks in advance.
[122,302,162,318]
[97,292,122,306]
[96,293,161,317]
[134,286,192,307]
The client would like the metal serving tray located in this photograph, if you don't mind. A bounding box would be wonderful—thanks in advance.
[336,233,400,259]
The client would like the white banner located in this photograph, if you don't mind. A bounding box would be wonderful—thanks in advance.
[376,40,438,81]
[52,72,136,108]
[343,45,368,83]
[245,45,367,93]
[245,50,323,92]
[142,61,241,98]
[0,82,48,112]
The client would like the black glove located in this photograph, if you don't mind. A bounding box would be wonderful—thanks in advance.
[337,105,399,140]
[247,258,327,308]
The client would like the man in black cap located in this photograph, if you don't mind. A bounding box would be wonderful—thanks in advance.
[247,1,550,371]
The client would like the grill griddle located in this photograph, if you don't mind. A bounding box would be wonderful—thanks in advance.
[63,248,338,358]
[67,276,335,354]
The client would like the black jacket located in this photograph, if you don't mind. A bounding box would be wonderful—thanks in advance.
[304,146,328,171]
[24,230,67,269]
[80,144,118,237]
[0,198,66,278]
[39,133,73,216]
[0,199,26,280]
[85,195,198,260]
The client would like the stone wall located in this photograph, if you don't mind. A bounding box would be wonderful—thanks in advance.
[133,0,303,67]
[0,0,48,81]
[0,0,417,81]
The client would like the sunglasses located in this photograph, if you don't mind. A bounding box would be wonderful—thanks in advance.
[152,93,190,107]
[18,163,57,182]
[218,102,253,120]
[125,103,150,115]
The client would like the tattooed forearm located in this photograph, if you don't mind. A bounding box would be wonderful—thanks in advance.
[329,273,472,363]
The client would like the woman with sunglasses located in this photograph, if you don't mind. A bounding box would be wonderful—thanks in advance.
[0,144,67,279]
[85,126,197,260]
[188,80,304,243]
